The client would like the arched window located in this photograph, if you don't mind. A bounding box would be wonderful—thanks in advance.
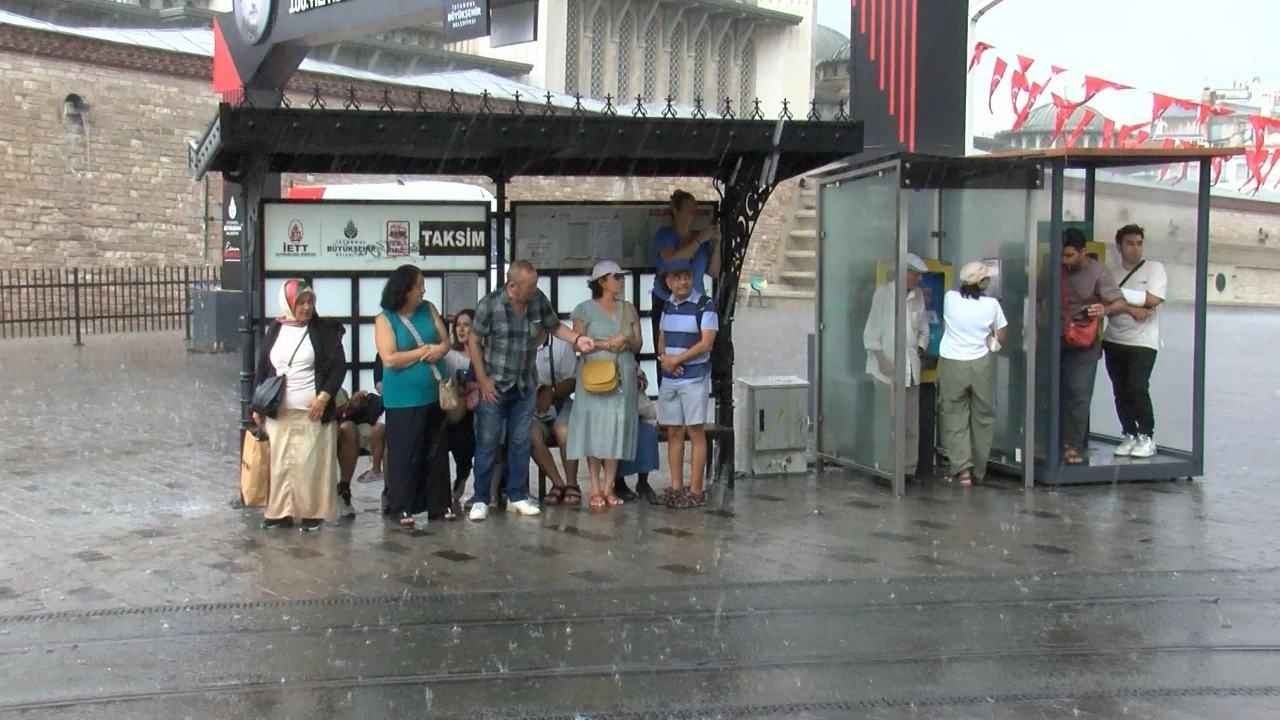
[616,11,635,101]
[564,0,581,94]
[715,29,734,110]
[641,16,659,102]
[738,36,755,113]
[667,22,686,103]
[692,27,709,105]
[589,6,610,99]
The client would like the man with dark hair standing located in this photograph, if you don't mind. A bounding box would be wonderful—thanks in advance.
[1058,228,1127,465]
[1103,224,1166,458]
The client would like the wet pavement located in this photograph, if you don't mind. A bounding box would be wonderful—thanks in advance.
[1,301,1279,718]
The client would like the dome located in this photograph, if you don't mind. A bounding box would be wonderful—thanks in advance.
[813,24,850,67]
[1014,103,1107,133]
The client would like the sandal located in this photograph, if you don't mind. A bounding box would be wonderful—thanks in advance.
[563,485,583,506]
[651,487,680,506]
[588,493,606,509]
[667,490,705,509]
[398,512,415,528]
[542,486,566,505]
[1063,446,1084,465]
[605,493,625,507]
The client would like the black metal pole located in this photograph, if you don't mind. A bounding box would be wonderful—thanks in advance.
[1191,159,1211,473]
[493,175,507,288]
[183,266,192,340]
[72,267,82,347]
[238,158,267,432]
[1083,167,1096,223]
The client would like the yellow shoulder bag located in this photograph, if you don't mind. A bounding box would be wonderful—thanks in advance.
[581,301,630,394]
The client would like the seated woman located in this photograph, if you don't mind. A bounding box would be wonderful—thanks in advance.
[253,279,347,532]
[616,370,660,500]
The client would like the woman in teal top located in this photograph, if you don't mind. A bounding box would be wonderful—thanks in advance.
[374,264,453,527]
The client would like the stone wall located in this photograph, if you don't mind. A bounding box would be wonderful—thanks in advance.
[0,23,794,282]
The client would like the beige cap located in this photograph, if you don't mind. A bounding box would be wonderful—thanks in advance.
[960,260,995,285]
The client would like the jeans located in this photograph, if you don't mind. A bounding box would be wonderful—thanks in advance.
[1102,341,1158,437]
[471,385,536,504]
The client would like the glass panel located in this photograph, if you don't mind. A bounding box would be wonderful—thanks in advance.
[1087,163,1199,455]
[1030,167,1061,477]
[818,165,900,474]
[938,183,1035,471]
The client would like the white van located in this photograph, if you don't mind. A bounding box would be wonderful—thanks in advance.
[285,180,509,287]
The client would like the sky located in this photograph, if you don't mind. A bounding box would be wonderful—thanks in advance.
[815,0,1280,133]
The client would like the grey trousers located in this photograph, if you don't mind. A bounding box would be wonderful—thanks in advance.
[938,354,996,481]
[874,382,920,476]
[1060,344,1102,451]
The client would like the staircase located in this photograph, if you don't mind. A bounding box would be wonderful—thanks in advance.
[770,179,819,298]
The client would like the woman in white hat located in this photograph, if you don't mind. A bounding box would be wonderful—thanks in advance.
[566,260,642,508]
[937,261,1008,485]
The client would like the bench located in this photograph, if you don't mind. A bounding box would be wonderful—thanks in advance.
[535,423,734,502]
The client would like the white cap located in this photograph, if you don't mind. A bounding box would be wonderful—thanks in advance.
[905,253,929,273]
[589,260,626,281]
[960,260,995,284]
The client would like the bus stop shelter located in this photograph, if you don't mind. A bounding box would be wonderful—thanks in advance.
[814,146,1237,495]
[188,88,862,483]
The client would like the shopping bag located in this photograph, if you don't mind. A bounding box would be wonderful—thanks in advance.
[239,428,271,508]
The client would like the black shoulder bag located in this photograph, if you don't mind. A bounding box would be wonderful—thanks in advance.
[251,328,310,417]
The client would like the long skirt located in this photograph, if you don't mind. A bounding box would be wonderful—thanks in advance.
[384,403,451,518]
[264,409,338,521]
[617,421,660,477]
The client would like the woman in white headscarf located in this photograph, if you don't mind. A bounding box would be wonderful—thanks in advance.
[252,279,348,531]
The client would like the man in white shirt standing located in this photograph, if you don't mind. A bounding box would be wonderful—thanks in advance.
[1102,224,1167,459]
[862,253,932,479]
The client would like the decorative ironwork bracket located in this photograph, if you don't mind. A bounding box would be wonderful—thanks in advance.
[710,139,784,481]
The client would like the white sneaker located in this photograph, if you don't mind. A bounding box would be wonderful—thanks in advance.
[1130,435,1156,458]
[1113,435,1137,457]
[506,498,542,516]
[469,502,489,521]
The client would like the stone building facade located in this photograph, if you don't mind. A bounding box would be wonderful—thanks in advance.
[0,20,796,279]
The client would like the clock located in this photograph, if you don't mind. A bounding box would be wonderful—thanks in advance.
[233,0,274,45]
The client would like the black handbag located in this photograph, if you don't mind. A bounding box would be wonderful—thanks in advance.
[251,328,310,417]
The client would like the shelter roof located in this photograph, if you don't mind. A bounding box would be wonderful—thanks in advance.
[191,95,863,182]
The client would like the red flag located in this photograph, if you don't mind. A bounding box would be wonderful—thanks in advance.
[1049,93,1077,144]
[1150,94,1178,125]
[1197,104,1234,126]
[1011,81,1049,131]
[988,57,1009,113]
[1115,122,1150,147]
[1210,155,1225,186]
[1102,118,1116,147]
[969,41,994,72]
[1248,115,1280,153]
[1065,109,1097,147]
[1079,75,1130,106]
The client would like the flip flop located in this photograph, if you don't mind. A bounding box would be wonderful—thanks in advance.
[542,486,566,505]
[588,493,606,509]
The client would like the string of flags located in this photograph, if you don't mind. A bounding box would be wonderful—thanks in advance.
[969,42,1280,195]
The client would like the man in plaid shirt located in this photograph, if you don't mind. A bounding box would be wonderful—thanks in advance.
[466,260,595,521]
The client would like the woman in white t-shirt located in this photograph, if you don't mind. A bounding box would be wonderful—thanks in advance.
[938,261,1009,485]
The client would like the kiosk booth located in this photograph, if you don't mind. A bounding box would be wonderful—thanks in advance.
[815,147,1236,495]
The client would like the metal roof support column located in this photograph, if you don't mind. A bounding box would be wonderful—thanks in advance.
[711,144,781,486]
[235,153,269,439]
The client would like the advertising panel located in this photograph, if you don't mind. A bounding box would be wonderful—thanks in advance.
[261,201,490,272]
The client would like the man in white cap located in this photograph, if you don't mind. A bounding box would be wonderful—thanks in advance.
[862,253,932,480]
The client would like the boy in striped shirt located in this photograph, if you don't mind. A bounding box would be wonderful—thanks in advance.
[656,259,719,509]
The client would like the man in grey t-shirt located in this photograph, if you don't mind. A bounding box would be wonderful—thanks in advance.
[1058,229,1127,465]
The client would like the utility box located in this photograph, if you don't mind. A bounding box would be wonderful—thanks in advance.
[733,375,810,477]
[191,289,242,353]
